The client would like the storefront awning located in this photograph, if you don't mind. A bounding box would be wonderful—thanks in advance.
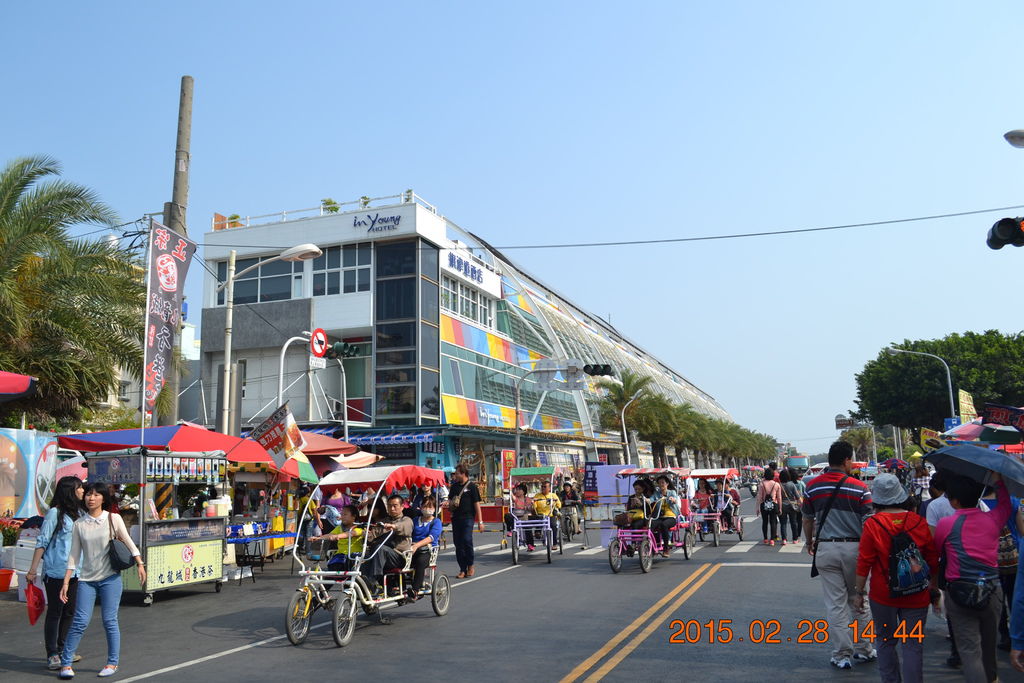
[346,430,439,446]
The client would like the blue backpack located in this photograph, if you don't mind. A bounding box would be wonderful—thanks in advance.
[871,515,930,598]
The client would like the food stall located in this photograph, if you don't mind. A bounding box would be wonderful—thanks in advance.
[83,448,228,605]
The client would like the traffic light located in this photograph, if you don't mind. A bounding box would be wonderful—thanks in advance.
[987,217,1024,249]
[583,363,614,377]
[325,342,360,359]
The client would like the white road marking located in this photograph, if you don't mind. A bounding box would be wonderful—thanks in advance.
[742,516,757,523]
[779,543,804,553]
[117,565,521,682]
[475,543,499,551]
[725,541,758,553]
[719,562,810,567]
[577,546,606,555]
[484,548,511,556]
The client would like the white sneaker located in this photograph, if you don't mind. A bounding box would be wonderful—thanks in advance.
[853,649,877,662]
[98,665,118,677]
[47,655,61,670]
[830,656,853,670]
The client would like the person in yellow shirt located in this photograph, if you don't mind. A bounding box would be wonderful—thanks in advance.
[533,480,563,544]
[309,505,363,570]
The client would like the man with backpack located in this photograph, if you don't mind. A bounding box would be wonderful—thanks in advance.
[802,441,875,670]
[854,474,940,683]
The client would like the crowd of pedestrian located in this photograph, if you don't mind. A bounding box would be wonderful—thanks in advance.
[800,440,1024,683]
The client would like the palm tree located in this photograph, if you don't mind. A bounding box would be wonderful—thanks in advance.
[0,155,144,422]
[596,369,654,464]
[841,427,874,460]
[631,394,679,468]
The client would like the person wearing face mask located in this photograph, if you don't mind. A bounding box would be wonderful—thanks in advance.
[407,496,442,601]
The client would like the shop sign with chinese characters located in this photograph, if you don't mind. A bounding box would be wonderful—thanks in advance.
[145,539,222,589]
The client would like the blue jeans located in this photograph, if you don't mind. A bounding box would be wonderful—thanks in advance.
[452,517,475,572]
[61,573,123,667]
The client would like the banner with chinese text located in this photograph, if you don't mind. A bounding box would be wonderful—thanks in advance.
[144,222,196,412]
[959,390,977,423]
[250,402,307,469]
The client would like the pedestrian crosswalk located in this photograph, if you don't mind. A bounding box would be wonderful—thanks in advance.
[725,541,758,553]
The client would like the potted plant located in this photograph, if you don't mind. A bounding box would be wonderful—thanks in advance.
[321,198,340,214]
[227,214,242,228]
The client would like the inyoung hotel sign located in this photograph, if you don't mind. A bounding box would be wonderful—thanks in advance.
[353,212,402,233]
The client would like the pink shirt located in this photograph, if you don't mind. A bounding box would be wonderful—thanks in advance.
[933,481,1011,581]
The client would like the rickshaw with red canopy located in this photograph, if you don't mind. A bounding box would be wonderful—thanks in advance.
[286,465,450,647]
[689,467,742,545]
[608,467,694,573]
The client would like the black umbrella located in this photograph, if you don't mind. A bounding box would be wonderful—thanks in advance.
[924,443,1024,497]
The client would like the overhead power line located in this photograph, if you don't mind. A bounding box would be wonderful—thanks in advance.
[193,202,1024,252]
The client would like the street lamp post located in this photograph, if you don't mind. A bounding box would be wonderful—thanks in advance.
[885,347,957,421]
[217,243,322,435]
[620,390,642,466]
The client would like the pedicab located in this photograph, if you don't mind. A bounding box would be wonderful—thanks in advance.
[504,466,570,564]
[689,468,742,546]
[286,465,450,647]
[608,467,694,573]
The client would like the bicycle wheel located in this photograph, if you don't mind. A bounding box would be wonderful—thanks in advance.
[331,594,357,647]
[546,529,552,563]
[286,589,313,645]
[736,516,744,542]
[639,538,653,573]
[557,520,564,555]
[608,538,622,573]
[431,573,451,616]
[511,533,519,565]
[681,529,691,560]
[713,520,720,547]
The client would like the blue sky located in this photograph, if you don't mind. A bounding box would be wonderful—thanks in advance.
[5,2,1024,452]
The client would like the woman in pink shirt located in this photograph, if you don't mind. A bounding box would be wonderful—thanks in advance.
[933,473,1011,683]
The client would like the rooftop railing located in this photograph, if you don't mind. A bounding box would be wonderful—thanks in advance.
[210,190,439,231]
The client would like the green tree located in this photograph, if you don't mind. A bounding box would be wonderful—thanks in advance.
[0,156,144,423]
[631,393,679,468]
[855,331,1024,431]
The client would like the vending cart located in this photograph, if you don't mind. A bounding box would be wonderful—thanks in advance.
[84,448,229,605]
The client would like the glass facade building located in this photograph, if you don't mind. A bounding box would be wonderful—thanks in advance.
[201,194,731,496]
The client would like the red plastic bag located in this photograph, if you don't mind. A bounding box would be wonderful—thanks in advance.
[26,581,45,625]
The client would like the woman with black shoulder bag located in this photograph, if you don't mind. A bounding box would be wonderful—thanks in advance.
[58,482,145,680]
[756,468,782,546]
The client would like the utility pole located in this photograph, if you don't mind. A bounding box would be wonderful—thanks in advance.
[158,75,193,426]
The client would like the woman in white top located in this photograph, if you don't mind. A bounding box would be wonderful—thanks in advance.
[58,482,145,680]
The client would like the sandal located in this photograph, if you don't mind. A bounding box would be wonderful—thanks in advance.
[466,566,475,577]
[456,571,466,579]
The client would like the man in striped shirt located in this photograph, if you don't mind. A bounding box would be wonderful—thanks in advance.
[802,441,875,670]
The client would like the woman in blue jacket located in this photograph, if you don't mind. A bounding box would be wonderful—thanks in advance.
[25,476,85,670]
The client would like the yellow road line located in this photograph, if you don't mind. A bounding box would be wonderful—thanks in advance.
[583,563,723,682]
[558,563,713,683]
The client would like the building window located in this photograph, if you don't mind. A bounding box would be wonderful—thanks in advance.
[312,243,371,296]
[217,259,303,305]
[118,381,131,402]
[441,275,493,328]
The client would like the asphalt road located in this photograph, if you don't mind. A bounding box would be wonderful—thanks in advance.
[2,494,1023,682]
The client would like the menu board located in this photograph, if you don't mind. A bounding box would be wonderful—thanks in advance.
[146,456,224,484]
[146,518,225,544]
[88,456,143,485]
